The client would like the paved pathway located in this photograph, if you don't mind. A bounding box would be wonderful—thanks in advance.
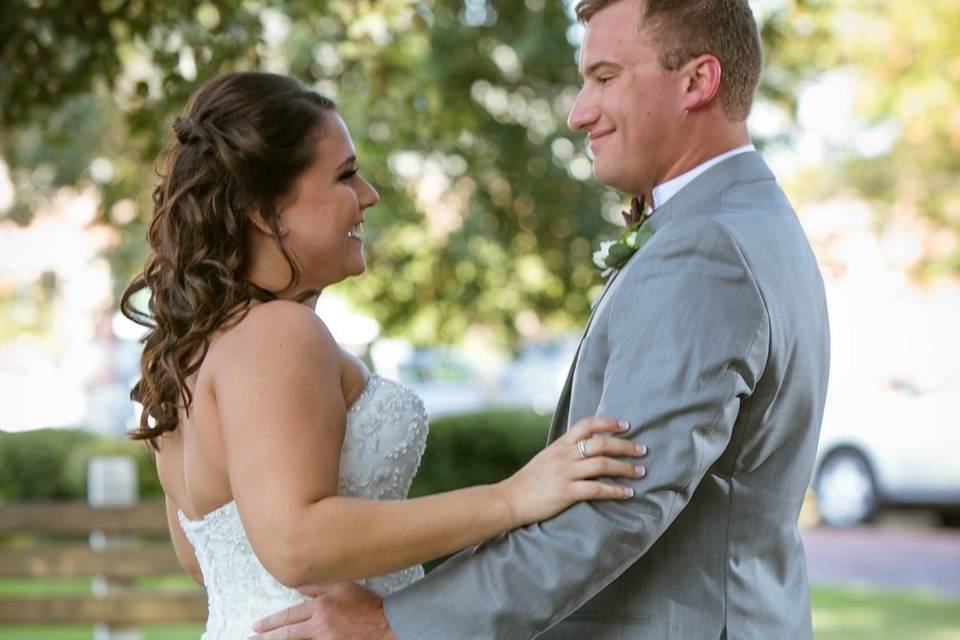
[802,524,960,598]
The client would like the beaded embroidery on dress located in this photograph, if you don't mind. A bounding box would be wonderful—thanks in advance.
[177,374,428,640]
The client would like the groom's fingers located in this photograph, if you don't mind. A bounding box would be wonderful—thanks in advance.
[248,624,303,640]
[252,599,314,634]
[248,623,311,640]
[249,618,310,640]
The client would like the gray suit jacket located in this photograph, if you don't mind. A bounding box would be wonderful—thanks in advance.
[384,152,830,639]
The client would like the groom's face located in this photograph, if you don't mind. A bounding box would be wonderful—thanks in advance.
[568,0,685,196]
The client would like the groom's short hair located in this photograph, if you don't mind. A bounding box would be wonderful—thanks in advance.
[574,0,762,122]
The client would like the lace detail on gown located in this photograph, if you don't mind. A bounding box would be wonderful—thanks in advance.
[178,374,429,639]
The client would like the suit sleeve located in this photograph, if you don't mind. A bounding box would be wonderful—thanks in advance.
[383,221,770,639]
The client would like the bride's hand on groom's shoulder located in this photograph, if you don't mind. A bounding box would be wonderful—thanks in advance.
[250,582,394,640]
[493,417,648,528]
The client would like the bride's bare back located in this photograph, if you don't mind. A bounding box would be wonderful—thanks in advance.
[155,301,368,524]
[156,302,430,638]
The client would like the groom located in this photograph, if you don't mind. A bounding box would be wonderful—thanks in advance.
[253,0,830,637]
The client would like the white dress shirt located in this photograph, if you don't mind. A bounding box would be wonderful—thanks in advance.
[651,144,755,209]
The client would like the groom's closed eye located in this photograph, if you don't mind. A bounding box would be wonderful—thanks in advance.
[580,61,623,83]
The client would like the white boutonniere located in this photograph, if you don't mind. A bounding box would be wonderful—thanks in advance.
[593,195,654,275]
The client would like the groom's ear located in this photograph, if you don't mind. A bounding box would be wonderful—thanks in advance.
[680,54,722,112]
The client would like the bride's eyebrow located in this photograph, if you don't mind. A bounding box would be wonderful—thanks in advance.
[334,155,357,172]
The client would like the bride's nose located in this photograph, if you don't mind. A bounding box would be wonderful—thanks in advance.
[359,175,379,209]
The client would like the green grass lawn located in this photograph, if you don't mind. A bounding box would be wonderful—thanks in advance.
[811,586,960,640]
[0,582,958,639]
[0,576,204,639]
[0,575,196,597]
[0,625,203,640]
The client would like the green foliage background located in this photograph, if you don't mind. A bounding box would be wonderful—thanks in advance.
[3,1,959,346]
[0,0,892,346]
[0,410,549,503]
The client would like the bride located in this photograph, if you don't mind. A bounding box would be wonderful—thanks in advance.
[121,72,648,639]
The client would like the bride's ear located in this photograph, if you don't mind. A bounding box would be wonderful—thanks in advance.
[249,209,288,238]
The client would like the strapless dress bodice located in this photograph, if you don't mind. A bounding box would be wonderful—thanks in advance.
[178,374,429,639]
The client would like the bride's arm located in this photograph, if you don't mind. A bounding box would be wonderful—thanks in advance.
[164,496,203,585]
[215,301,642,589]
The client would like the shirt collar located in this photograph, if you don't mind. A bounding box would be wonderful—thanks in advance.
[651,144,755,210]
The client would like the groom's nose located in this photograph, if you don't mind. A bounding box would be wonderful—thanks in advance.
[567,86,600,132]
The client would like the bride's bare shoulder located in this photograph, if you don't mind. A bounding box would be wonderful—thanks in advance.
[208,300,338,368]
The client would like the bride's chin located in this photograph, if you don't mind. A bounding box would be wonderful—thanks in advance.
[329,261,367,285]
[348,253,367,276]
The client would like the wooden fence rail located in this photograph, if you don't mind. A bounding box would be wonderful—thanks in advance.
[1,487,207,633]
[0,593,205,625]
[0,502,170,535]
[0,545,185,579]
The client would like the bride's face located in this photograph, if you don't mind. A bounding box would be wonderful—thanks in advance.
[277,112,379,290]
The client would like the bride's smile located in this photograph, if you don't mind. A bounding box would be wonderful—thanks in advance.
[249,111,379,298]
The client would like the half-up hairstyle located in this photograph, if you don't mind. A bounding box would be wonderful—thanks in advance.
[120,72,336,447]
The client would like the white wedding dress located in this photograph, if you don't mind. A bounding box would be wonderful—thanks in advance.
[178,374,429,639]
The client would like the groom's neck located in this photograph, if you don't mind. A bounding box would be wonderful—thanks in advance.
[654,118,751,191]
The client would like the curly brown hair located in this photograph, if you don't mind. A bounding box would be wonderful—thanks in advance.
[120,72,336,446]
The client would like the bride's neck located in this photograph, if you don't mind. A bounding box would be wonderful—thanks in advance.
[245,239,320,307]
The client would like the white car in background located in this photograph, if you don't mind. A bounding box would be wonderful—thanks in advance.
[813,374,960,527]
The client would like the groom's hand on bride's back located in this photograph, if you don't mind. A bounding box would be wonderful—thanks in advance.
[250,582,394,640]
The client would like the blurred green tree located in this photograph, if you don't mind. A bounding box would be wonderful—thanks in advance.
[3,0,603,344]
[788,0,960,278]
[0,0,846,345]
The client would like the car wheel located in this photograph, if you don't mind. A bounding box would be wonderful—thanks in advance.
[815,448,878,527]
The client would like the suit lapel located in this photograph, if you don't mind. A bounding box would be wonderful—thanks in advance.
[545,152,776,445]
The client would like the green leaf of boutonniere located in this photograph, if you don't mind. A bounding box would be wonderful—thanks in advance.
[593,211,654,274]
[605,242,633,265]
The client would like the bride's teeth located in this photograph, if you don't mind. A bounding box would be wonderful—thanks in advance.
[348,222,363,239]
